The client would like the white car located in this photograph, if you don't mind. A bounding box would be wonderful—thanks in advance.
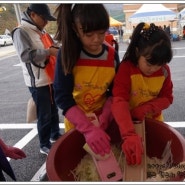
[0,34,13,46]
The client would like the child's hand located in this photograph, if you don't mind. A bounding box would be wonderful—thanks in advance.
[131,103,161,121]
[130,105,147,121]
[122,134,144,165]
[4,146,26,160]
[84,126,111,156]
[131,98,170,121]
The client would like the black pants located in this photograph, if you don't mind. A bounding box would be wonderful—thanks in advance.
[0,169,6,181]
[0,147,16,181]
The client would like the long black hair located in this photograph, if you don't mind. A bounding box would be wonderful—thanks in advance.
[54,4,109,75]
[123,22,173,66]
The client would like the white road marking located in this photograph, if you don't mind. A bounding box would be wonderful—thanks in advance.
[7,128,38,161]
[119,50,185,58]
[173,56,185,58]
[0,123,65,129]
[31,162,47,181]
[13,63,21,67]
[0,123,65,181]
[164,121,185,128]
[1,122,184,181]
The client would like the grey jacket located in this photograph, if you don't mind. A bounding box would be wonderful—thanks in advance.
[12,11,52,87]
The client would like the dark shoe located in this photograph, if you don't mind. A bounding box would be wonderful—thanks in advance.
[50,133,62,144]
[40,146,50,155]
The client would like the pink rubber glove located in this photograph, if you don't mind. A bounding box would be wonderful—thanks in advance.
[131,97,171,121]
[0,139,26,160]
[98,97,114,130]
[4,146,26,160]
[65,105,111,156]
[111,97,144,165]
[122,134,143,165]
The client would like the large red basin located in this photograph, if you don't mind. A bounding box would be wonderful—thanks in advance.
[46,118,185,181]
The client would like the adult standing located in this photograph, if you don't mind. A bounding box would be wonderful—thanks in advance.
[118,27,124,43]
[164,24,171,39]
[12,4,61,155]
[183,25,185,40]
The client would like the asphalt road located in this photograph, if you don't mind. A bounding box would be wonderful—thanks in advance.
[0,40,185,182]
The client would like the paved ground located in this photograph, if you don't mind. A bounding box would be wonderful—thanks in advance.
[0,40,185,182]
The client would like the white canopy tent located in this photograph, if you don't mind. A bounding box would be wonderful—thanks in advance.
[178,8,185,28]
[179,8,185,19]
[129,4,177,24]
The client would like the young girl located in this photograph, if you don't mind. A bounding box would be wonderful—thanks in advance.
[53,4,120,157]
[111,22,173,165]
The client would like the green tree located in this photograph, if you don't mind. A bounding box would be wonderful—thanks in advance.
[0,3,57,35]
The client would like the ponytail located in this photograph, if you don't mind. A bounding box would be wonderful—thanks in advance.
[55,4,81,75]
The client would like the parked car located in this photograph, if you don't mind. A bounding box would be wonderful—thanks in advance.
[108,27,119,42]
[0,34,13,46]
[108,27,119,36]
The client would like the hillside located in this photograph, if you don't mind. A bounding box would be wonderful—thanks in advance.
[104,3,125,22]
[0,3,19,34]
[0,3,57,35]
[0,3,125,35]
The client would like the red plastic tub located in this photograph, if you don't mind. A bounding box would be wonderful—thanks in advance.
[46,118,185,181]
